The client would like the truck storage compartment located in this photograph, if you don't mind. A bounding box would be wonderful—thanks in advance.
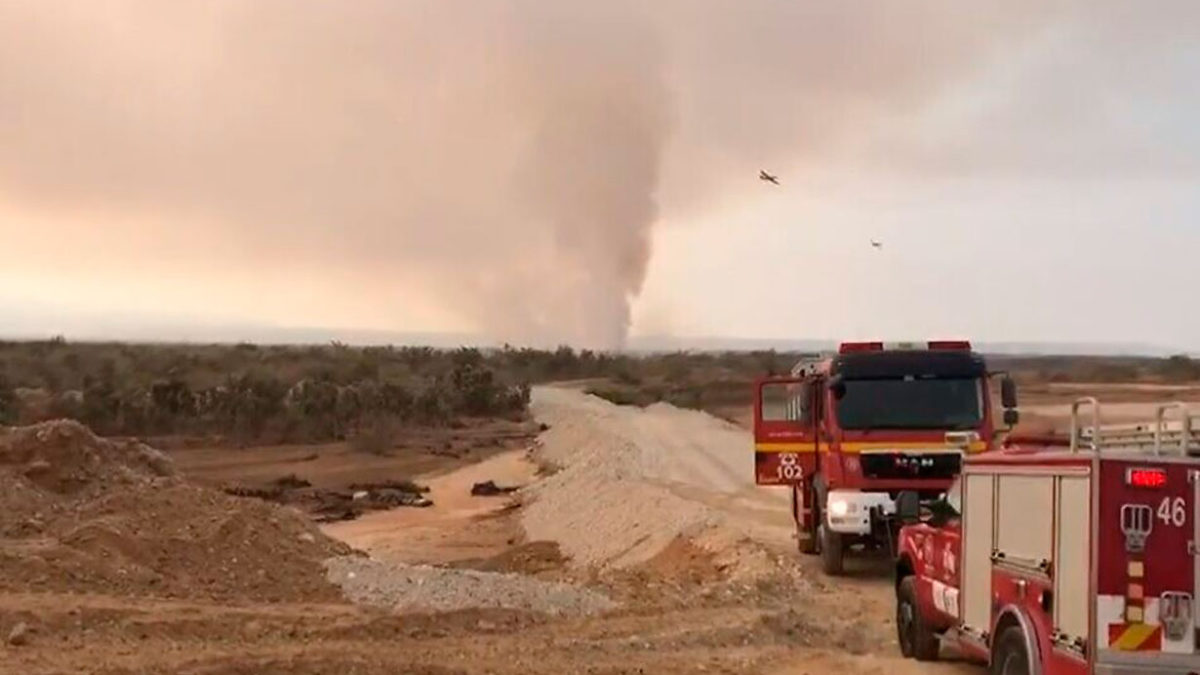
[1054,474,1091,648]
[962,472,995,636]
[996,474,1054,567]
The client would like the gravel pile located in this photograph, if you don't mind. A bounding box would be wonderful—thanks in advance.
[520,389,721,569]
[324,556,615,616]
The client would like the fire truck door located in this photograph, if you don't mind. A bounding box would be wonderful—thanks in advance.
[753,377,818,486]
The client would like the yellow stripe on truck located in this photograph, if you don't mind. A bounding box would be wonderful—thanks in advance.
[1111,623,1158,651]
[755,442,815,453]
[841,441,986,454]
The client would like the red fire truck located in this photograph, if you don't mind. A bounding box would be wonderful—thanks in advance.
[752,340,1017,575]
[894,398,1200,674]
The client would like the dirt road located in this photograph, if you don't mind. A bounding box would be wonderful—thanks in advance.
[522,387,973,674]
[323,449,536,565]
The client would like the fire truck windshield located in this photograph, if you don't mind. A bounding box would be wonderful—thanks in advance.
[835,377,983,430]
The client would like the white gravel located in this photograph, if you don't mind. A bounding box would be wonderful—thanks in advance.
[324,556,615,616]
[521,387,784,570]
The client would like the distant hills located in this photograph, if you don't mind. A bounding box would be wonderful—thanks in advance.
[1,300,1189,356]
[0,324,1185,359]
[625,335,1185,357]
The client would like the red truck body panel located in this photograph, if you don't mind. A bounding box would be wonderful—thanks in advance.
[755,343,1000,562]
[897,437,1199,675]
[1094,458,1197,662]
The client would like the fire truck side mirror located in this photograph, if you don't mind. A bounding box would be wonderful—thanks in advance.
[896,491,920,525]
[1000,375,1018,409]
[1003,408,1020,428]
[829,375,846,400]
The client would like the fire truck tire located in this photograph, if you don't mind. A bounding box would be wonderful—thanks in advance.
[990,626,1030,675]
[801,530,820,552]
[799,530,818,555]
[896,577,939,661]
[818,523,844,575]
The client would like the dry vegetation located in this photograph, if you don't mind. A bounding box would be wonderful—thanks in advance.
[0,340,539,445]
[0,340,1197,444]
[993,353,1200,384]
[0,341,792,443]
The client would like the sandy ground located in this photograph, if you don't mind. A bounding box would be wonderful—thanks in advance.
[167,419,539,490]
[323,449,535,564]
[16,384,1190,674]
[322,387,975,675]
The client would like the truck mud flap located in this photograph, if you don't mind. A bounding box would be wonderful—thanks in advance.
[869,505,901,556]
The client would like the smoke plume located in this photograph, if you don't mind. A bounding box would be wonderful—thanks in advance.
[1,1,1191,347]
[0,1,669,348]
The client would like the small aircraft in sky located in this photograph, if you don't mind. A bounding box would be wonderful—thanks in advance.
[759,170,779,185]
[870,239,883,249]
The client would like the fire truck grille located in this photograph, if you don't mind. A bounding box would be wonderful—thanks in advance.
[859,452,962,480]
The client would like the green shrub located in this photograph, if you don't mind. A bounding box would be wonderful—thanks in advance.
[1157,355,1200,382]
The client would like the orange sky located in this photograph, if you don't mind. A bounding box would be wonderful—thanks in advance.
[2,1,1198,350]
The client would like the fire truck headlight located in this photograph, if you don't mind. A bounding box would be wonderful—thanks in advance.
[829,499,849,517]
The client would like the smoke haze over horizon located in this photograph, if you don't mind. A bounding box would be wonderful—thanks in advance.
[2,2,1199,348]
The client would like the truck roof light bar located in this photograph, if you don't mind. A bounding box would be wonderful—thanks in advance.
[838,342,884,353]
[838,340,971,353]
[927,340,972,350]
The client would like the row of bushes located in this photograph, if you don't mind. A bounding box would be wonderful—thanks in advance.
[0,342,797,441]
[0,340,800,393]
[2,340,1198,442]
[0,357,529,443]
[1012,354,1200,384]
[5,339,1197,392]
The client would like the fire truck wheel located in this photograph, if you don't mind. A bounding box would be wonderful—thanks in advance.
[896,577,939,661]
[818,523,844,575]
[990,626,1030,675]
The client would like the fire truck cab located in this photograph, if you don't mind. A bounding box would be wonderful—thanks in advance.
[753,340,1016,575]
[894,398,1200,675]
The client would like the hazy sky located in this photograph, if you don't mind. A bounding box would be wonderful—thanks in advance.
[1,2,1198,350]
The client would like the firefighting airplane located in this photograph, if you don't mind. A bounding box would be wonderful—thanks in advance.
[759,170,779,185]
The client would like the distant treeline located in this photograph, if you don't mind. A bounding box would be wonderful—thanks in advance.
[0,339,1195,441]
[990,354,1200,384]
[0,342,540,441]
[0,341,794,441]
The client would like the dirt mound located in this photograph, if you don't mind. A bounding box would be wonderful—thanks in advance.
[0,420,175,494]
[523,388,796,585]
[636,536,725,585]
[523,389,751,569]
[0,420,352,602]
